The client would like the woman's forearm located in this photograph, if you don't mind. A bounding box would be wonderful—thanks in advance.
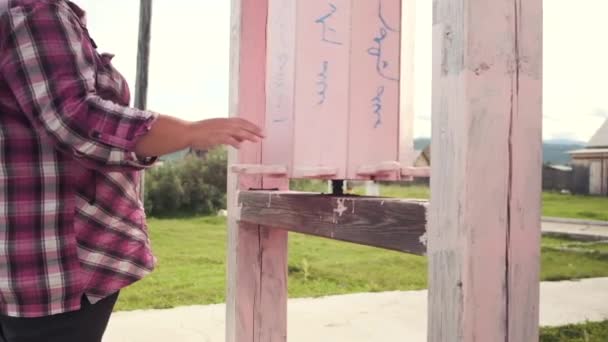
[134,115,192,157]
[134,115,265,157]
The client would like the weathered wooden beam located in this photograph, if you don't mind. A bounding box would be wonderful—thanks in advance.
[428,0,542,341]
[238,191,428,255]
[226,0,288,341]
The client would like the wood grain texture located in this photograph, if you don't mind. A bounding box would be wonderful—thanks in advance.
[225,0,242,337]
[238,191,428,255]
[507,1,543,340]
[256,178,288,342]
[225,1,260,340]
[428,0,542,341]
[226,0,288,341]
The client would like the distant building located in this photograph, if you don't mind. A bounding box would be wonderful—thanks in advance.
[413,145,431,167]
[409,145,431,185]
[542,164,572,192]
[569,119,608,195]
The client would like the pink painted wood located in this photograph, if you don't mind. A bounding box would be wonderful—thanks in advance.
[507,1,543,340]
[226,0,288,341]
[428,0,542,341]
[260,0,413,180]
[399,0,416,168]
[292,0,351,179]
[230,164,288,176]
[265,0,296,173]
[256,179,288,342]
[401,166,430,178]
[347,0,402,180]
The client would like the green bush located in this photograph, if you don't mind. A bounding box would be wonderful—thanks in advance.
[144,165,184,215]
[144,148,227,217]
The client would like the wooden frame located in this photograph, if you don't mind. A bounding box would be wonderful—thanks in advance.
[226,0,542,341]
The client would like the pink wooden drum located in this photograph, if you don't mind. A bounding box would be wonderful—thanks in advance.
[251,0,415,181]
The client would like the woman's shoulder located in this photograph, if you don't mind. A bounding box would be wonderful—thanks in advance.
[4,0,84,18]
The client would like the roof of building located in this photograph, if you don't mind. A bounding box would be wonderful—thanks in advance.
[569,148,608,156]
[545,164,573,172]
[588,119,608,148]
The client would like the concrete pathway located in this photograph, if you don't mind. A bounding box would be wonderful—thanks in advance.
[104,277,608,342]
[542,217,608,239]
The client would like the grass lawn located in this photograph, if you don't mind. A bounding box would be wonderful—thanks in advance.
[540,320,608,342]
[543,191,608,221]
[115,216,608,311]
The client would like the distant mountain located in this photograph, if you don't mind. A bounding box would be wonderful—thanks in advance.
[543,143,583,165]
[413,137,584,165]
[544,138,586,146]
[414,138,431,151]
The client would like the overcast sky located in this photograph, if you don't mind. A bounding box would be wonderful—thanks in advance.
[75,0,608,142]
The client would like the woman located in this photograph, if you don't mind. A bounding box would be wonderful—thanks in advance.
[0,0,263,341]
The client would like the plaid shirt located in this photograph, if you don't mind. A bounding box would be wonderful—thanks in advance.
[0,0,158,317]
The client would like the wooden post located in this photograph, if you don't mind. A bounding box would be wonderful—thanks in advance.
[134,0,153,201]
[226,0,288,341]
[428,0,542,341]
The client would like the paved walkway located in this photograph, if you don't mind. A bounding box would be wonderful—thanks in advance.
[104,278,608,342]
[542,217,608,239]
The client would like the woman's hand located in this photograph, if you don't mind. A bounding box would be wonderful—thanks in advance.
[134,115,265,157]
[187,118,265,150]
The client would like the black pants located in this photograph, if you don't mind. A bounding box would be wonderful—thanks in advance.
[0,292,118,342]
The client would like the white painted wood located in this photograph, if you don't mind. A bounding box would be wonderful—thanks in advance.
[399,0,416,167]
[428,0,542,341]
[226,2,243,340]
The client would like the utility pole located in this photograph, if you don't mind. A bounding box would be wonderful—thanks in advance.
[134,0,153,202]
